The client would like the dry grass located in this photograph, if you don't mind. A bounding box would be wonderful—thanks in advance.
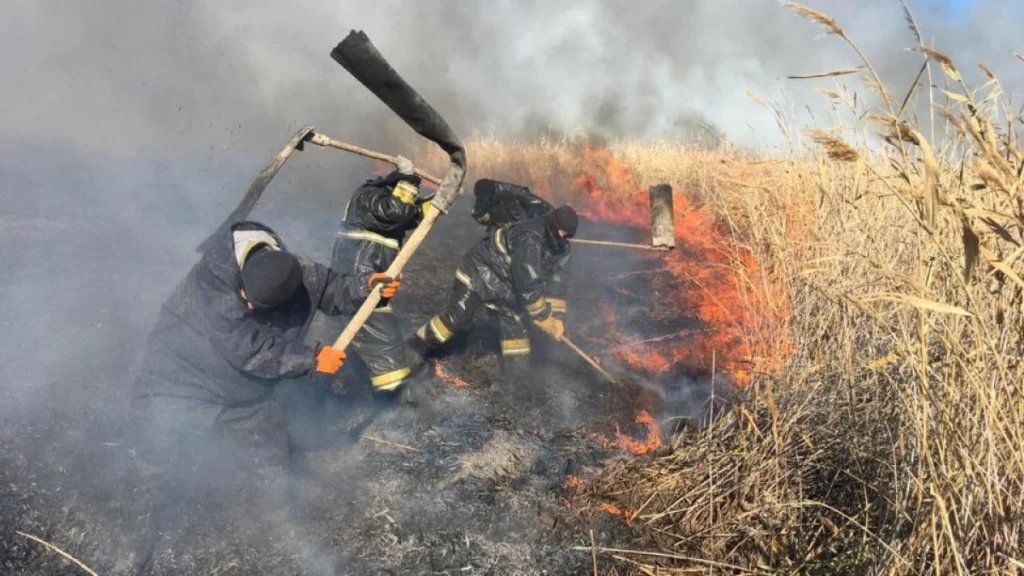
[413,6,1024,574]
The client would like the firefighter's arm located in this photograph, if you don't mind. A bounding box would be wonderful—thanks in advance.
[511,235,553,321]
[308,260,395,315]
[208,312,320,379]
[545,253,572,317]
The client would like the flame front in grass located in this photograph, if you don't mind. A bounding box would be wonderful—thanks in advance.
[600,502,623,516]
[539,142,793,386]
[596,410,662,456]
[599,502,637,524]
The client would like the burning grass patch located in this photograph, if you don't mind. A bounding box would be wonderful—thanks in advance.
[417,138,794,390]
[414,10,1024,571]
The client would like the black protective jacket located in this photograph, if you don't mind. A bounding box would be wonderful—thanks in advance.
[459,213,571,317]
[472,181,553,232]
[132,221,361,406]
[333,172,423,281]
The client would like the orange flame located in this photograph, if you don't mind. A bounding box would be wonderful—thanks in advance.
[596,410,662,456]
[600,502,623,516]
[535,142,793,386]
[433,361,469,388]
[565,475,583,489]
[599,502,637,524]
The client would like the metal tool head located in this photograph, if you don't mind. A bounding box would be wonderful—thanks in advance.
[648,184,676,250]
[330,30,467,214]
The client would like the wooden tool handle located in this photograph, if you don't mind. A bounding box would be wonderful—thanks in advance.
[331,205,442,351]
[572,238,670,251]
[310,132,671,254]
[309,132,442,186]
[559,335,617,384]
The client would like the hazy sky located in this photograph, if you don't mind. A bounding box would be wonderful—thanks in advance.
[1,0,1020,161]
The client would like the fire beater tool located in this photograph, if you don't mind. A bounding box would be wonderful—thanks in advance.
[309,149,677,252]
[306,132,442,186]
[558,334,617,384]
[574,183,676,251]
[326,30,467,355]
[197,125,319,253]
[196,29,467,362]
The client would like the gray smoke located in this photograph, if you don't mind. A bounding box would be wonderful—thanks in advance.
[2,1,1021,160]
[0,0,1020,572]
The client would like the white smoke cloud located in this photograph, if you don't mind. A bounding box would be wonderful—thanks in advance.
[2,0,1020,159]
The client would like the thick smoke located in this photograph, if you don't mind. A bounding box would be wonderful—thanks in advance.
[3,1,1022,160]
[0,0,1019,572]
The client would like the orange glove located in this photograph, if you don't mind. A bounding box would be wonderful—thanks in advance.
[368,272,401,299]
[314,346,346,375]
[534,315,564,341]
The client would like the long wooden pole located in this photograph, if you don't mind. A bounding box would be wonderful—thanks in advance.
[308,132,442,186]
[571,238,669,251]
[559,335,617,384]
[331,204,444,351]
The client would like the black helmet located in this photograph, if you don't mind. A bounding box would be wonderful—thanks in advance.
[240,248,303,309]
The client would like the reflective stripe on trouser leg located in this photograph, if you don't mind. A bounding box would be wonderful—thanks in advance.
[498,313,530,357]
[428,315,453,343]
[416,280,480,346]
[352,308,411,392]
[546,297,567,314]
[370,367,412,392]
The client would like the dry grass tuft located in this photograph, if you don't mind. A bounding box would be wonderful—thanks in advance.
[564,12,1024,575]
[788,68,860,80]
[804,129,860,162]
[782,1,844,36]
[921,47,961,81]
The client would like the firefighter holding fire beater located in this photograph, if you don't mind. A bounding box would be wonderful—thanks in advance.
[412,193,578,382]
[315,155,434,396]
[468,178,572,325]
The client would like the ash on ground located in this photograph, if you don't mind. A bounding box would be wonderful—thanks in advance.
[1,193,723,575]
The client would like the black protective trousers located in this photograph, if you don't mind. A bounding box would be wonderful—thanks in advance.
[330,232,412,392]
[420,279,531,359]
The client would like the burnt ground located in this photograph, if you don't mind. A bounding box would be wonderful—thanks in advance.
[0,152,727,575]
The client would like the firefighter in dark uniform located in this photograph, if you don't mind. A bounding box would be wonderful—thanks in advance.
[122,220,400,571]
[413,204,578,378]
[470,178,554,233]
[325,156,432,394]
[129,220,401,476]
[468,178,571,323]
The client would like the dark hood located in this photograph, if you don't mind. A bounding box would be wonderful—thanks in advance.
[201,220,286,294]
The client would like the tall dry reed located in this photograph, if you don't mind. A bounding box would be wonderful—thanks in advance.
[416,3,1023,573]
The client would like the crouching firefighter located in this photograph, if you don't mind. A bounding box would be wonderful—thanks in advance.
[128,221,401,477]
[413,205,578,380]
[469,177,572,330]
[324,156,432,395]
[470,178,554,234]
[123,220,399,570]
